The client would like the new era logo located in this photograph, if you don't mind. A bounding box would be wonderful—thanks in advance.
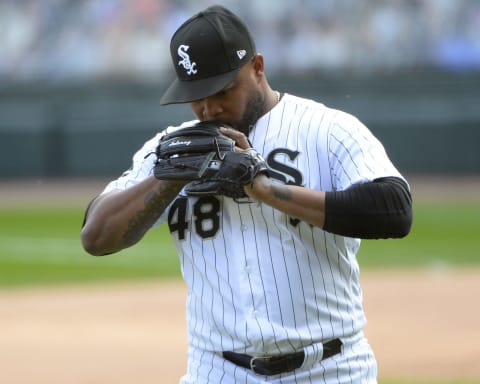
[236,50,247,60]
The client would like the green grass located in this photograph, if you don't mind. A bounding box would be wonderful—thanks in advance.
[357,200,480,268]
[0,207,180,288]
[0,200,479,288]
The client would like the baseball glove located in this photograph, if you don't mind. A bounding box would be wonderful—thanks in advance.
[153,121,236,180]
[185,148,269,199]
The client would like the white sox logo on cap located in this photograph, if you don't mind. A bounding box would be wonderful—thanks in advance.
[160,5,256,104]
[178,45,197,75]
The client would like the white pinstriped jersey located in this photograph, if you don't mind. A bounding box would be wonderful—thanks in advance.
[104,94,404,382]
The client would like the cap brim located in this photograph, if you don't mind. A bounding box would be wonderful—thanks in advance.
[159,68,240,105]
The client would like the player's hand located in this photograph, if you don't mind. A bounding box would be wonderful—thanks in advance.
[219,127,251,151]
[185,126,269,199]
[219,126,271,198]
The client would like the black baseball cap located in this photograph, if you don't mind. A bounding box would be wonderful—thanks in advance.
[160,5,256,105]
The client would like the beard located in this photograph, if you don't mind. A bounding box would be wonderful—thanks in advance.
[234,90,266,135]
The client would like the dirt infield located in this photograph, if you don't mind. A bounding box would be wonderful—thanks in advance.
[0,270,479,384]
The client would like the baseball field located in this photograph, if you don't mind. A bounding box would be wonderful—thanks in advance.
[0,177,479,384]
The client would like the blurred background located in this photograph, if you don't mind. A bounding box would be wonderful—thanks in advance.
[0,0,479,178]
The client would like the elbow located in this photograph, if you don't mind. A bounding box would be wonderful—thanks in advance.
[80,197,110,256]
[356,207,412,240]
[376,191,413,239]
[81,226,113,256]
[378,177,413,239]
[390,184,414,238]
[81,229,103,256]
[390,205,413,238]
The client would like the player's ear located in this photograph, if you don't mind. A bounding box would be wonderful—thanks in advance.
[251,54,265,77]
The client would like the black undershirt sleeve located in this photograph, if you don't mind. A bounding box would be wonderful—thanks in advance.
[323,177,413,239]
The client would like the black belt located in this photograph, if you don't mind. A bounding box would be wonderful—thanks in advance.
[222,338,342,376]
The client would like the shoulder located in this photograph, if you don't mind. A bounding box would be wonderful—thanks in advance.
[282,93,327,110]
[283,93,357,118]
[280,93,363,133]
[281,93,348,122]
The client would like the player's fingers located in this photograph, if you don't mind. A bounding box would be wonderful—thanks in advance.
[220,127,251,150]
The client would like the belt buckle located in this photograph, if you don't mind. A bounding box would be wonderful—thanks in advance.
[249,355,272,375]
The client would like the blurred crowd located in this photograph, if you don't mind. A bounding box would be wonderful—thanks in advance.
[1,0,480,83]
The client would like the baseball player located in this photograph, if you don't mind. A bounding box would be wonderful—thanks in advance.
[81,5,412,383]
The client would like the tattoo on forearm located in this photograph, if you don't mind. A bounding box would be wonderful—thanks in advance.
[272,184,292,201]
[122,188,176,247]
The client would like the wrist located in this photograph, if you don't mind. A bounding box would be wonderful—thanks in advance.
[244,174,272,200]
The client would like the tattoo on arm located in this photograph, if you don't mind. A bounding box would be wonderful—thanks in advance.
[272,184,292,201]
[122,188,176,247]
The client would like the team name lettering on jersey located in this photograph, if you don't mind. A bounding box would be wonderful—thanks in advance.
[267,148,303,186]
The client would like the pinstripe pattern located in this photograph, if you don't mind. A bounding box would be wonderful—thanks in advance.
[104,94,404,383]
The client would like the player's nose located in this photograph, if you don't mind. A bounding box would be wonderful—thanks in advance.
[201,97,223,120]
